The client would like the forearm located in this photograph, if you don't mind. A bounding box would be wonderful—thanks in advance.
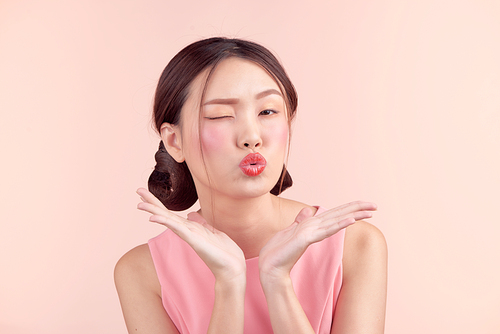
[261,276,315,334]
[208,277,246,334]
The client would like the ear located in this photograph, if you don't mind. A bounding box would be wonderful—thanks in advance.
[160,122,185,163]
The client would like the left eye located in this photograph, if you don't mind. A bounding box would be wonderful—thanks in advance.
[260,109,277,116]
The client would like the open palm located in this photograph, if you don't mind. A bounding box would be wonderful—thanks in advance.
[259,202,377,283]
[136,188,246,282]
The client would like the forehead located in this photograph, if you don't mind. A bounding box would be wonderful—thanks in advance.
[202,57,281,98]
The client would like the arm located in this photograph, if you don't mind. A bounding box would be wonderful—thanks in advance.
[260,276,316,333]
[114,244,179,334]
[208,275,246,333]
[133,188,246,333]
[115,244,246,334]
[259,202,377,333]
[331,221,388,334]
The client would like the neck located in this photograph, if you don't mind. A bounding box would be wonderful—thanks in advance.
[197,192,285,259]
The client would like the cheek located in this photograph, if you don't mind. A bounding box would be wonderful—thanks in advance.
[200,125,229,155]
[270,121,289,148]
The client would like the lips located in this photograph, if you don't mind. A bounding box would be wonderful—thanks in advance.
[239,153,267,176]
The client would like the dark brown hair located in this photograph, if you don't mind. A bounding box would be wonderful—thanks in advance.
[149,37,298,211]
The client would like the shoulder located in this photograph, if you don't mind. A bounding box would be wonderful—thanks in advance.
[342,221,387,280]
[115,245,180,332]
[114,244,160,295]
[332,222,387,331]
[344,220,387,251]
[115,244,154,275]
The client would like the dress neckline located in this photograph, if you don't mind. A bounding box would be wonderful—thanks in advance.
[243,206,322,263]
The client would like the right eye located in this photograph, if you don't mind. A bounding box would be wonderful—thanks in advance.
[205,115,232,120]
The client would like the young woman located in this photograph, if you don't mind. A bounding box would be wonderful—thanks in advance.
[114,37,387,334]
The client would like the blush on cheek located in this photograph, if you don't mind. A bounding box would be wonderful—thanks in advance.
[273,122,289,146]
[200,126,227,153]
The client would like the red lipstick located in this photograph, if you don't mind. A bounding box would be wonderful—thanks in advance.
[239,153,267,176]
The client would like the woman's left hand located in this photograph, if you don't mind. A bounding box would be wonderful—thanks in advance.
[258,201,377,285]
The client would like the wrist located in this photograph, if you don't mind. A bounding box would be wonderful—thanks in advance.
[259,272,293,294]
[214,274,246,294]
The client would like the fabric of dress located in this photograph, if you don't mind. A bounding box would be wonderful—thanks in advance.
[148,207,345,334]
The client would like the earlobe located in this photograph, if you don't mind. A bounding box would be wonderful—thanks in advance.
[160,122,185,163]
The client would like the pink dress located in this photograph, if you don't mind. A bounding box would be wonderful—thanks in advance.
[148,207,345,333]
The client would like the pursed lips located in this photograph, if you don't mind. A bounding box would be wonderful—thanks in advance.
[239,153,267,176]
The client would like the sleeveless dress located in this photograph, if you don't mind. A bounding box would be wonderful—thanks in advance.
[148,207,345,333]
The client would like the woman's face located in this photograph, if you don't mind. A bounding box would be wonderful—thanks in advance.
[176,57,290,200]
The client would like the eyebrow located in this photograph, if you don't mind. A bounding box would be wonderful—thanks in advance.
[256,88,283,100]
[202,88,283,106]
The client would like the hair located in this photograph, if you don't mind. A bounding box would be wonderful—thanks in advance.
[148,37,298,211]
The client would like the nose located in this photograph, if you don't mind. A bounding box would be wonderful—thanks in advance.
[238,118,262,149]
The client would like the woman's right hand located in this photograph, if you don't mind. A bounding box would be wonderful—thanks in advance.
[136,187,246,284]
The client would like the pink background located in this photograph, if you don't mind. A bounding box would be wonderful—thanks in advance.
[1,0,499,333]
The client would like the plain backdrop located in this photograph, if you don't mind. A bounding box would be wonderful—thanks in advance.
[1,0,499,333]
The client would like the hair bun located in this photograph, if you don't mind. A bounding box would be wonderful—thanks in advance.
[148,141,198,211]
[270,165,293,195]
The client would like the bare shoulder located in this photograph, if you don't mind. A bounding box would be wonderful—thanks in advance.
[343,221,388,279]
[115,244,177,333]
[344,220,387,250]
[114,244,160,295]
[116,244,154,270]
[332,222,387,332]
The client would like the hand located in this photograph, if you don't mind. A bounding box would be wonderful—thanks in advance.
[258,201,377,285]
[136,188,246,283]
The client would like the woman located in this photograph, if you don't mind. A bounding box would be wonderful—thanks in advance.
[115,37,387,334]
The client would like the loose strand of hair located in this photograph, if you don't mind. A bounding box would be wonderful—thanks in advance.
[197,56,229,231]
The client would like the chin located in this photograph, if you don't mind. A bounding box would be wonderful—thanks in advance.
[201,169,282,199]
[230,180,278,199]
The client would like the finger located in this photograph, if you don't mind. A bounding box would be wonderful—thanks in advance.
[137,201,164,215]
[185,212,229,238]
[324,217,356,234]
[318,201,377,221]
[148,215,191,239]
[294,207,315,224]
[137,202,186,225]
[187,212,208,225]
[136,187,167,210]
[351,210,373,221]
[310,217,356,243]
[317,210,373,230]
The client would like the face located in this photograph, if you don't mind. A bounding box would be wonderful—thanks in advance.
[172,57,290,201]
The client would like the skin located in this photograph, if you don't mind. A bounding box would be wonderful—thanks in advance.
[114,58,388,333]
